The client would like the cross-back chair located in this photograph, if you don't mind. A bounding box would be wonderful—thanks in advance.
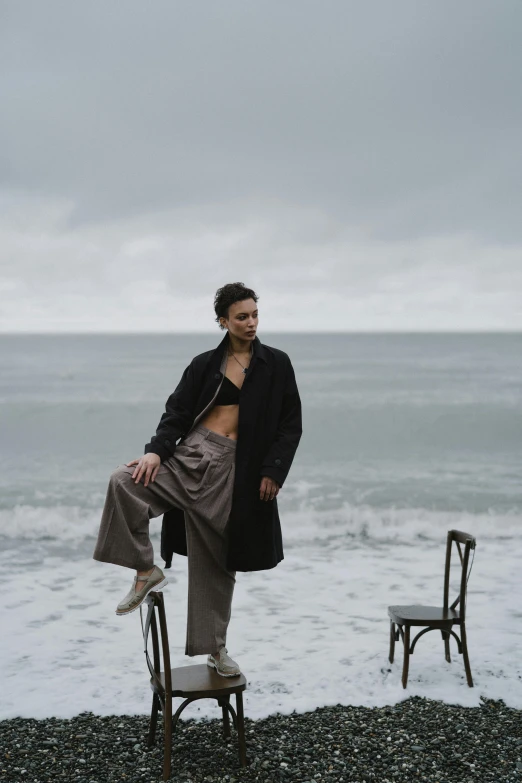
[387,529,476,688]
[140,591,248,781]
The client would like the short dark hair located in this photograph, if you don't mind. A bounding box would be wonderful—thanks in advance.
[214,282,258,329]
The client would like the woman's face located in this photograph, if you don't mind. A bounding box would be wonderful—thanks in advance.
[221,298,258,342]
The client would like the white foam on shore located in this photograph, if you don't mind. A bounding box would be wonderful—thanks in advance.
[1,496,520,544]
[1,506,521,721]
[0,504,103,541]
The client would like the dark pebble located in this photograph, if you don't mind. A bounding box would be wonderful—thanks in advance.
[0,696,520,782]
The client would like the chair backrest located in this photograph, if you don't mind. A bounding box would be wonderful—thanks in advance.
[140,592,172,695]
[443,530,476,621]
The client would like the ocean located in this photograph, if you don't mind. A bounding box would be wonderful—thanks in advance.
[0,332,521,720]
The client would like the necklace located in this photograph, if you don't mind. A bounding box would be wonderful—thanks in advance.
[228,346,252,374]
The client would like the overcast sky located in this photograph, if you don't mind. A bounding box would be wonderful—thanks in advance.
[1,0,521,332]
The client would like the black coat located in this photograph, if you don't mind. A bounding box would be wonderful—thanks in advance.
[144,332,302,572]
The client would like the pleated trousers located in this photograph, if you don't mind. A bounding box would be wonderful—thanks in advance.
[93,425,237,656]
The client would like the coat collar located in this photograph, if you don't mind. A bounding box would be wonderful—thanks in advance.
[214,332,268,367]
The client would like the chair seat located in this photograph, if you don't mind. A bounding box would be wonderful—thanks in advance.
[151,663,247,698]
[388,604,460,627]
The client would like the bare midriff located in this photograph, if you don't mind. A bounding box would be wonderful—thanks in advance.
[199,350,250,439]
[199,403,240,440]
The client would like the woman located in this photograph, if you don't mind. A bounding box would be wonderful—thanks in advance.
[93,282,302,676]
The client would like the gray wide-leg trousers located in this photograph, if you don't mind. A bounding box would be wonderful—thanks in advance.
[93,425,237,656]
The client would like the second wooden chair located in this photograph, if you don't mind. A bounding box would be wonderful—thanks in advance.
[388,529,476,689]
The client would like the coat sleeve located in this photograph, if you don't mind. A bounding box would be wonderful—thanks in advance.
[260,355,302,488]
[144,362,197,461]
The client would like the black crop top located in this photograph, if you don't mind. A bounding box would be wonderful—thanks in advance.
[214,374,241,406]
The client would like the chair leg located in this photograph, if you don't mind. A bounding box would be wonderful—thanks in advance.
[389,621,396,663]
[402,625,410,689]
[221,695,231,738]
[442,630,451,663]
[460,623,474,687]
[163,694,173,782]
[235,691,248,767]
[148,693,160,747]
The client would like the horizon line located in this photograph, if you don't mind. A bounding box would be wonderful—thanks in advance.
[1,329,521,336]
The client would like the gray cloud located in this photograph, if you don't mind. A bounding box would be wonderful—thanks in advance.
[0,0,521,331]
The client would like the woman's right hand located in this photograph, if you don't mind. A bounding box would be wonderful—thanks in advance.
[126,453,161,487]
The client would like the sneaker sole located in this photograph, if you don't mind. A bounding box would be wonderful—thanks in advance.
[115,578,169,616]
[206,659,241,677]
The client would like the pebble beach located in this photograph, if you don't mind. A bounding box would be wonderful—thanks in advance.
[1,698,521,783]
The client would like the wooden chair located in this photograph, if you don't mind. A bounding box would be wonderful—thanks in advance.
[140,592,248,781]
[388,529,476,689]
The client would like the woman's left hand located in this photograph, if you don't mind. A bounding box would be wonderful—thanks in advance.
[260,476,280,501]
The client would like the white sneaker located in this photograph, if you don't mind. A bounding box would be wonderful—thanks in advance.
[207,646,241,677]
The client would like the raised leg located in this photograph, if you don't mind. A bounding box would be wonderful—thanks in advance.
[389,621,396,663]
[148,693,160,747]
[236,691,248,767]
[163,694,172,782]
[402,625,410,689]
[93,465,182,571]
[460,623,474,687]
